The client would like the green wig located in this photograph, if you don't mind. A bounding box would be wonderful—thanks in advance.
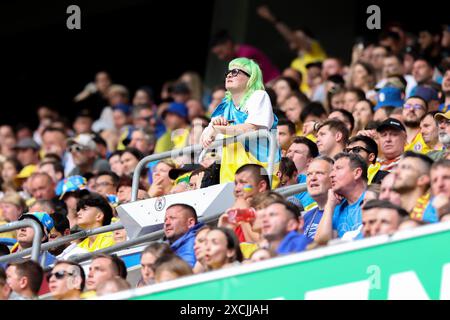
[225,57,265,112]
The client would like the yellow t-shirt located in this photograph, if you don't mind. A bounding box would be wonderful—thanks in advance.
[154,128,190,153]
[240,242,259,260]
[77,232,115,252]
[404,132,432,155]
[0,220,16,239]
[290,40,327,94]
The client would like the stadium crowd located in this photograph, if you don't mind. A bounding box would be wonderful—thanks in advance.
[1,5,450,299]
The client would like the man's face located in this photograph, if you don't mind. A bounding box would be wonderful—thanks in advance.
[286,143,310,174]
[77,206,103,229]
[362,208,378,238]
[17,148,37,167]
[412,60,434,84]
[95,175,116,196]
[373,208,400,236]
[87,258,115,291]
[164,113,184,131]
[346,141,373,165]
[383,56,403,77]
[442,70,450,95]
[438,117,450,146]
[379,174,401,205]
[211,41,234,61]
[262,203,297,242]
[306,160,332,199]
[316,125,338,156]
[322,58,341,79]
[121,152,139,176]
[133,90,152,107]
[39,163,60,184]
[16,226,35,248]
[420,115,439,145]
[328,111,352,133]
[276,125,294,151]
[134,108,156,129]
[29,176,55,200]
[284,96,303,124]
[402,98,427,128]
[73,117,93,135]
[393,157,423,193]
[6,266,23,294]
[330,157,356,194]
[234,171,261,200]
[378,129,406,160]
[48,263,81,299]
[70,145,93,167]
[129,131,150,154]
[164,206,194,242]
[370,46,388,70]
[42,132,66,157]
[113,110,128,130]
[431,166,450,198]
[418,31,434,50]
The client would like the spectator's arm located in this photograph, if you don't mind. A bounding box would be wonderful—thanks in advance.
[314,190,340,245]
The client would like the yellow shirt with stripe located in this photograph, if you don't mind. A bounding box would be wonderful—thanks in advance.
[77,232,115,252]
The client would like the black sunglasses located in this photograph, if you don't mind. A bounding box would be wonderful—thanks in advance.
[68,145,87,153]
[46,270,75,282]
[345,146,371,154]
[225,68,251,78]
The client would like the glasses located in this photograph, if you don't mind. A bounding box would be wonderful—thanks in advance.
[403,104,425,111]
[68,145,87,153]
[438,119,450,126]
[46,270,75,282]
[225,68,251,78]
[345,146,370,154]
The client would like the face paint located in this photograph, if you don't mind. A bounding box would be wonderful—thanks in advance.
[243,184,254,192]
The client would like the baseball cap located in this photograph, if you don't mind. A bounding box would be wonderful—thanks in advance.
[15,164,37,180]
[374,87,404,111]
[376,118,406,132]
[56,175,89,200]
[409,85,439,102]
[112,103,133,116]
[13,138,40,151]
[67,134,96,151]
[168,164,202,180]
[19,212,54,236]
[434,110,450,122]
[162,102,188,120]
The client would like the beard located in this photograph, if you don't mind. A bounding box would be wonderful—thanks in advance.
[403,120,420,128]
[439,133,450,146]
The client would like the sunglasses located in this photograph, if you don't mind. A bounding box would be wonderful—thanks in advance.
[403,103,425,111]
[46,270,75,282]
[68,145,87,153]
[345,146,371,154]
[225,68,251,78]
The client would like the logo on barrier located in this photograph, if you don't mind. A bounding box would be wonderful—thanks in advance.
[155,197,166,211]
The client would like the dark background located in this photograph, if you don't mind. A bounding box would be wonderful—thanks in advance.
[0,0,447,129]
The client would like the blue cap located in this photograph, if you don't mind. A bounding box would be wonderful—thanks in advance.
[56,175,88,199]
[410,85,439,102]
[163,102,188,119]
[19,212,54,235]
[112,103,133,115]
[374,87,404,111]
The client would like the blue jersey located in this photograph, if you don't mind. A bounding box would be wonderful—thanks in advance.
[303,207,324,243]
[294,174,317,212]
[332,191,366,238]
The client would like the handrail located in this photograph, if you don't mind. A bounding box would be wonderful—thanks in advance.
[0,220,42,263]
[132,129,278,201]
[0,222,123,265]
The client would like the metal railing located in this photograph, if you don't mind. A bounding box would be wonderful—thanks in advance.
[132,129,278,201]
[0,220,43,263]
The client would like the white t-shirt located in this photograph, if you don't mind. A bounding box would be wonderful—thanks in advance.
[244,90,274,129]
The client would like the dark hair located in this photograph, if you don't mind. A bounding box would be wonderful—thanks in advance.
[353,61,376,81]
[42,153,62,164]
[415,55,436,69]
[116,175,146,192]
[92,254,127,279]
[4,157,23,174]
[379,30,401,43]
[166,203,198,224]
[402,151,433,173]
[108,150,123,161]
[291,136,319,158]
[7,260,43,295]
[347,135,379,164]
[142,242,173,258]
[275,76,300,93]
[153,254,193,278]
[51,212,70,234]
[346,88,367,101]
[277,119,296,135]
[317,119,350,145]
[0,267,6,286]
[209,227,243,263]
[76,193,113,226]
[363,199,409,217]
[406,95,429,110]
[327,74,345,86]
[330,109,355,132]
[334,152,368,182]
[96,171,120,187]
[279,157,298,179]
[210,29,233,47]
[39,161,64,178]
[235,164,270,190]
[53,260,86,291]
[269,199,301,220]
[42,126,67,138]
[300,102,327,123]
[122,147,144,162]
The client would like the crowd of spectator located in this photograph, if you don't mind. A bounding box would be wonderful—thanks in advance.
[0,5,450,299]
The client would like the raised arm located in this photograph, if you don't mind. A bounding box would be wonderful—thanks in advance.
[314,190,340,245]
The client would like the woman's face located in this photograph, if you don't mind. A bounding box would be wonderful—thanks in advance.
[353,100,373,127]
[344,92,360,113]
[330,92,345,110]
[121,152,139,176]
[225,68,249,94]
[204,230,232,270]
[0,203,21,222]
[109,155,124,177]
[273,79,292,106]
[352,64,369,89]
[1,161,18,182]
[140,252,157,285]
[194,228,210,263]
[152,163,172,186]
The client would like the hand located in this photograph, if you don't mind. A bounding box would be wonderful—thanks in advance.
[325,190,343,211]
[211,116,228,126]
[432,194,450,218]
[218,212,237,229]
[357,129,378,140]
[148,177,165,198]
[201,126,217,149]
[303,120,318,136]
[256,5,276,23]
